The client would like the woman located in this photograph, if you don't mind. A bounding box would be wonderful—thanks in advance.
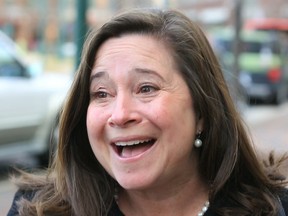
[8,8,288,216]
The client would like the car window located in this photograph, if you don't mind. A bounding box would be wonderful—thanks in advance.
[216,38,280,55]
[0,43,26,77]
[215,38,232,52]
[241,41,280,54]
[241,41,263,53]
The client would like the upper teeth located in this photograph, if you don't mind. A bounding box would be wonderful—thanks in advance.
[115,139,151,146]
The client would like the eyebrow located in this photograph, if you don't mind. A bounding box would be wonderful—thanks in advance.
[133,68,164,81]
[90,71,108,84]
[90,67,165,84]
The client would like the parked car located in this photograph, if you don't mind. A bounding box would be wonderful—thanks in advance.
[0,30,71,165]
[211,28,288,105]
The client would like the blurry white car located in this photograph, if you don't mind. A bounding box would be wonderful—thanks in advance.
[0,30,71,165]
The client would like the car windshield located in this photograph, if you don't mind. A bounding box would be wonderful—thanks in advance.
[0,39,25,77]
[217,38,280,54]
[242,41,265,53]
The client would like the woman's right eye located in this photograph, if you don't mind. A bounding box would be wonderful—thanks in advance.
[95,91,108,98]
[90,90,110,101]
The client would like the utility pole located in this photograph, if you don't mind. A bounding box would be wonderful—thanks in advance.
[233,0,242,78]
[233,0,244,109]
[75,0,88,70]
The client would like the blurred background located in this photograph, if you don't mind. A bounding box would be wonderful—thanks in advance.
[0,0,288,215]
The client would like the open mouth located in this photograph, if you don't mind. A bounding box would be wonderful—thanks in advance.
[114,139,156,158]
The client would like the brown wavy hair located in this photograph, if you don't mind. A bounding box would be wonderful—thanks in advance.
[13,8,285,216]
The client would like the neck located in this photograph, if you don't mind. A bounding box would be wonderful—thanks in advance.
[117,177,209,216]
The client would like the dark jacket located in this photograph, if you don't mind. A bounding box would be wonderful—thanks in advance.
[7,189,288,216]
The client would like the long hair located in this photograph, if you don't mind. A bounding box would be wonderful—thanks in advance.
[14,8,284,216]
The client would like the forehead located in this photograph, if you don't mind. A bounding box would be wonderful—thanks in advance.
[89,34,183,87]
[93,34,175,69]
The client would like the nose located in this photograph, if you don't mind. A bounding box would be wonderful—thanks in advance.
[108,93,141,128]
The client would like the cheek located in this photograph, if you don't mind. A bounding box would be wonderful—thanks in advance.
[86,106,111,163]
[86,107,97,135]
[153,97,196,139]
[148,99,171,123]
[148,99,183,131]
[86,106,108,140]
[156,95,192,121]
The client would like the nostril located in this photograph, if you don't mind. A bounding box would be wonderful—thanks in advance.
[108,101,141,127]
[108,116,138,128]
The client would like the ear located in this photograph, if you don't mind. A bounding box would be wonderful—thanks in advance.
[196,118,204,132]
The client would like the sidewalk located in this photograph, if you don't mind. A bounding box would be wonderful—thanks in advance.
[243,102,288,180]
[242,102,288,127]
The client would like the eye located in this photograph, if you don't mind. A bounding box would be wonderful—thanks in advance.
[90,90,111,101]
[94,91,108,98]
[139,85,158,94]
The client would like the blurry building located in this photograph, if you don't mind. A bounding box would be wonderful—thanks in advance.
[258,0,288,18]
[175,0,232,26]
[0,0,75,55]
[0,0,287,53]
[175,0,288,26]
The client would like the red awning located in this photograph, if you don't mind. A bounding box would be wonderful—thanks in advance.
[244,18,288,31]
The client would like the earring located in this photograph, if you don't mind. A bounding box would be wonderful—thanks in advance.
[194,131,203,148]
[114,186,119,203]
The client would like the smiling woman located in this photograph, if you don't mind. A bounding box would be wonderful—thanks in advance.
[86,34,198,193]
[7,8,288,216]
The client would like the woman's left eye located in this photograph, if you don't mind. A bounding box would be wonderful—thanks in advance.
[139,85,158,94]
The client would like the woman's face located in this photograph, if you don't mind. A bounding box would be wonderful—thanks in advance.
[87,34,203,190]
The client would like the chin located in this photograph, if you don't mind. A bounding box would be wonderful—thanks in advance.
[116,173,156,190]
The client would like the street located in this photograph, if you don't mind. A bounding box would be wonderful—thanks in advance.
[0,102,288,216]
[244,102,288,179]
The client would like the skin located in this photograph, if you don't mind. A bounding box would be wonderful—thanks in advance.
[86,34,208,215]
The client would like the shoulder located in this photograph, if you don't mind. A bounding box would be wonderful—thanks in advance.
[7,189,36,216]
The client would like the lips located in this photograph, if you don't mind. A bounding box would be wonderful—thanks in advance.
[113,139,156,158]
